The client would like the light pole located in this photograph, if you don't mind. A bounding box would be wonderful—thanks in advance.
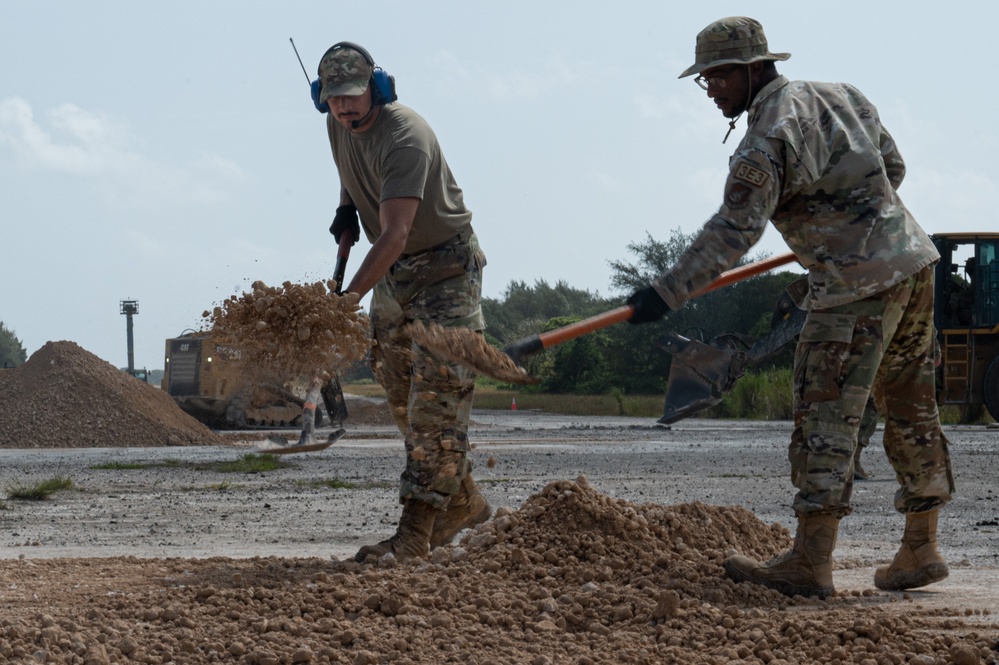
[120,299,139,375]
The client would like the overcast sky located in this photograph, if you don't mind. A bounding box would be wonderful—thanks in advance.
[2,1,996,371]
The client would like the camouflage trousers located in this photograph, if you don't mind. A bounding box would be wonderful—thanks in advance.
[369,228,486,510]
[790,264,954,518]
[857,395,878,450]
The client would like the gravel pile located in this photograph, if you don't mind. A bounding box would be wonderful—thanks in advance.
[0,477,994,664]
[0,341,227,448]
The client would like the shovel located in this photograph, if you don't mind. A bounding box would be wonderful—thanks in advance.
[408,252,799,384]
[658,274,807,424]
[502,252,799,365]
[259,232,356,454]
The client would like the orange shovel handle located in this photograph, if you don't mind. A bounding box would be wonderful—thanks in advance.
[503,252,798,362]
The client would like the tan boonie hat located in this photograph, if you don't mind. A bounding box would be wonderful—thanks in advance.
[678,16,790,78]
[319,45,373,100]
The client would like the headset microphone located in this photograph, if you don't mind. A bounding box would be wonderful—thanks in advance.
[350,104,376,129]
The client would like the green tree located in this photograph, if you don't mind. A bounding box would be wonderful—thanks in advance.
[482,279,607,344]
[0,322,27,368]
[532,316,612,394]
[477,227,798,396]
[602,228,800,393]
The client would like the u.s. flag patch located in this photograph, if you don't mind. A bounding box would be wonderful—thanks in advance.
[733,161,770,188]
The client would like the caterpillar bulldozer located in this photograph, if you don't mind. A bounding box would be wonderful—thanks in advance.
[660,232,999,423]
[161,332,348,430]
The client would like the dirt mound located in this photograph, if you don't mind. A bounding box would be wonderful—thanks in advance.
[0,341,227,448]
[343,397,398,428]
[1,479,995,664]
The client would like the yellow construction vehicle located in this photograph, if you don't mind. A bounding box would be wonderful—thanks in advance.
[933,232,999,420]
[161,332,348,430]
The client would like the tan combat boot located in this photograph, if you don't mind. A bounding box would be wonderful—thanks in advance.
[429,473,492,549]
[874,509,948,590]
[354,500,438,563]
[724,513,839,599]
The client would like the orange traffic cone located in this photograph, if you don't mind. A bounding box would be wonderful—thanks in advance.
[511,397,517,411]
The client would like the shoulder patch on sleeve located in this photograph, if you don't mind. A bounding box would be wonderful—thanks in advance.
[724,182,753,209]
[732,160,770,188]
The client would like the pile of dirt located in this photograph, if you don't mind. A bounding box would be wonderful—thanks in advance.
[204,281,370,382]
[343,397,398,428]
[1,478,995,664]
[0,341,227,448]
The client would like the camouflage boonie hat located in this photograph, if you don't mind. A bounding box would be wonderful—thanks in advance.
[678,16,790,79]
[318,44,373,100]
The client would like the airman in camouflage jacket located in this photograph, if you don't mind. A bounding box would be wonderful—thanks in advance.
[653,76,939,311]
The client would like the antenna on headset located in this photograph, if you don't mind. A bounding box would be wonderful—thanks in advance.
[289,38,311,85]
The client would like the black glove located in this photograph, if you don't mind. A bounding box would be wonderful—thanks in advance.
[329,204,360,245]
[627,286,670,324]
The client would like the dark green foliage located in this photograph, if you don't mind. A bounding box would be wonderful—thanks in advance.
[483,228,799,396]
[532,316,611,394]
[482,279,606,344]
[0,322,27,368]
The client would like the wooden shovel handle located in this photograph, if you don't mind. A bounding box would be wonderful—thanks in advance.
[332,232,355,296]
[503,252,798,362]
[690,251,798,297]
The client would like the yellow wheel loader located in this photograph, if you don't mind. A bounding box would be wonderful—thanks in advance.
[161,332,348,430]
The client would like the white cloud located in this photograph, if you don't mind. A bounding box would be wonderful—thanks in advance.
[0,96,247,211]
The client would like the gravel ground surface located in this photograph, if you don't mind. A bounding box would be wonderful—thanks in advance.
[2,404,998,663]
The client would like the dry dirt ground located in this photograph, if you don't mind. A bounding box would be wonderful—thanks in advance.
[1,344,999,664]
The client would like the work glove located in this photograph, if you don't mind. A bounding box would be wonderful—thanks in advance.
[627,285,670,324]
[329,204,360,245]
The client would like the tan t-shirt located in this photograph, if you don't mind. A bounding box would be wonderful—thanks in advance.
[326,102,472,254]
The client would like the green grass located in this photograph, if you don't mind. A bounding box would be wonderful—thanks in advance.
[294,478,393,491]
[90,460,156,470]
[211,454,291,473]
[89,455,292,474]
[704,368,794,420]
[7,476,74,500]
[346,369,997,424]
[345,382,663,417]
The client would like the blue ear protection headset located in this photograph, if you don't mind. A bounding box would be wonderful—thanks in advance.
[312,42,397,113]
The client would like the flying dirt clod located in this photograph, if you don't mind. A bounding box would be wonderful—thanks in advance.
[403,320,537,385]
[203,279,370,381]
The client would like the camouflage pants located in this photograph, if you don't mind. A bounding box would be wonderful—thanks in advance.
[857,395,878,449]
[790,264,954,518]
[369,229,486,509]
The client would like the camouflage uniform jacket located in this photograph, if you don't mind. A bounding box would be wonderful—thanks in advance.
[653,75,939,312]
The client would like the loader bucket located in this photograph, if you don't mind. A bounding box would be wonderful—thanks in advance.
[658,333,748,425]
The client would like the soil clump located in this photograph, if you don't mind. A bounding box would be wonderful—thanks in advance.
[204,281,369,382]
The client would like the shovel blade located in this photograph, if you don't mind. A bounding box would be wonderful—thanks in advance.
[658,334,747,425]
